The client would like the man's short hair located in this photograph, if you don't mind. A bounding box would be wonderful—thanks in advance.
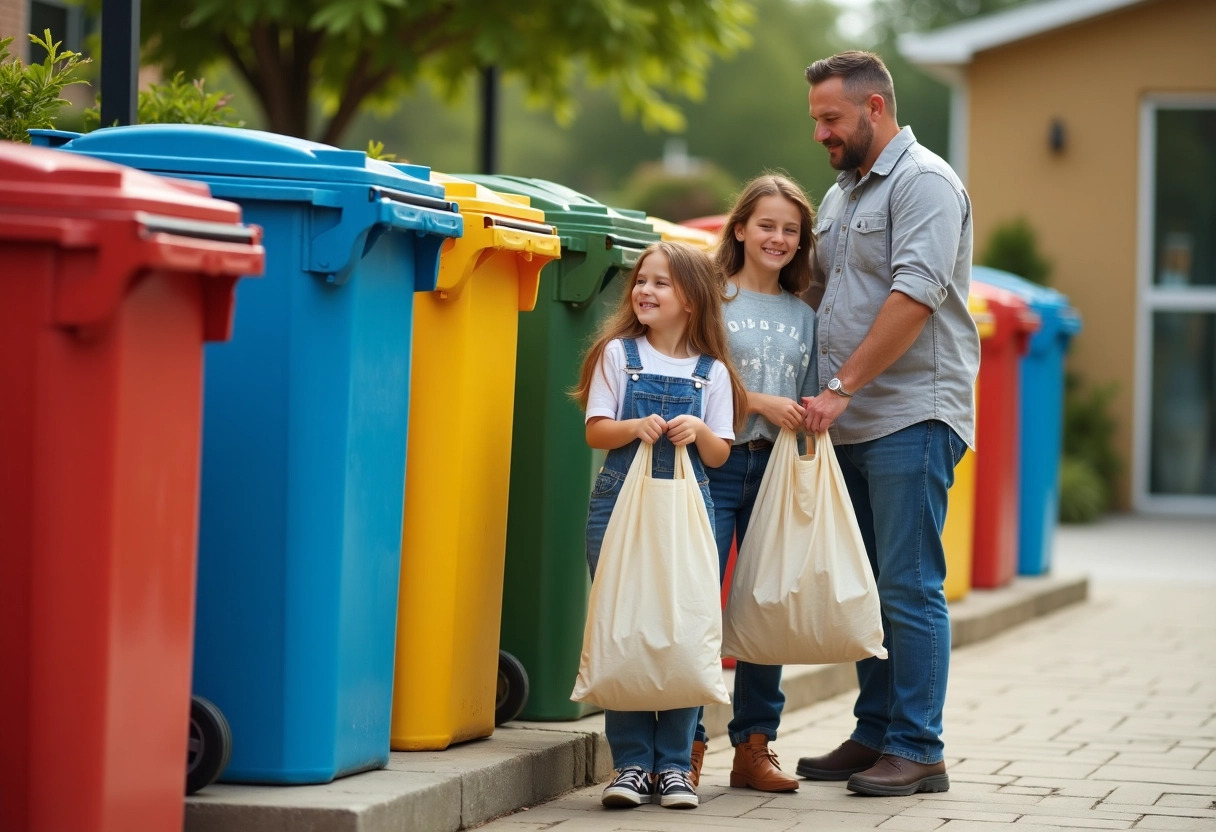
[805,50,897,119]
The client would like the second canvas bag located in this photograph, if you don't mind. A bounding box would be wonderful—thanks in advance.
[571,442,730,710]
[721,428,887,665]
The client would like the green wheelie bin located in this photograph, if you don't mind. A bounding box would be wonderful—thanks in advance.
[458,174,660,721]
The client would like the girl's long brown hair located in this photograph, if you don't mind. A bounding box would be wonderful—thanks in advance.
[571,241,748,432]
[715,173,816,296]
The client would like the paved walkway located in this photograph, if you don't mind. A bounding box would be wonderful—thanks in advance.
[470,515,1216,831]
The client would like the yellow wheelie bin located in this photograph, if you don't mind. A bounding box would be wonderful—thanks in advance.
[647,215,720,251]
[391,173,561,750]
[943,295,993,602]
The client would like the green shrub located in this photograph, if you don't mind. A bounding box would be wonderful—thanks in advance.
[1058,372,1121,521]
[617,161,737,223]
[84,72,243,130]
[0,30,91,142]
[981,216,1052,286]
[1058,457,1107,523]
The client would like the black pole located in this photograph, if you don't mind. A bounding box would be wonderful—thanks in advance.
[479,65,498,174]
[100,0,139,127]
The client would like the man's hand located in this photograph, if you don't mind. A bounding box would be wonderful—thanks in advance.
[802,393,850,434]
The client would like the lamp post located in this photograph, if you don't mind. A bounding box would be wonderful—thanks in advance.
[100,0,138,127]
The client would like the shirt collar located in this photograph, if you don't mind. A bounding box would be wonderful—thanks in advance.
[835,125,917,186]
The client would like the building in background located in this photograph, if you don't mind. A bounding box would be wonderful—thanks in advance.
[900,0,1216,515]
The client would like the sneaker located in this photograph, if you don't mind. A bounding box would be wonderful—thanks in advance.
[602,766,653,807]
[657,769,699,809]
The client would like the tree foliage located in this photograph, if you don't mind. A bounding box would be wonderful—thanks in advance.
[133,0,754,145]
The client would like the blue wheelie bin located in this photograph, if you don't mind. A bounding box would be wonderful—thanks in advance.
[34,126,464,783]
[972,266,1082,576]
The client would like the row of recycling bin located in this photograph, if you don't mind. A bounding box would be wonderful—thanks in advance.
[0,125,1079,832]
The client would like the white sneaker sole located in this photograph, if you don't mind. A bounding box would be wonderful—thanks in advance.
[659,793,699,809]
[602,789,651,808]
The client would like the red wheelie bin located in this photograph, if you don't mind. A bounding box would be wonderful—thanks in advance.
[968,281,1039,589]
[0,143,263,832]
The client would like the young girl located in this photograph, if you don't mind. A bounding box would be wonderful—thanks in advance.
[572,241,746,810]
[691,174,818,792]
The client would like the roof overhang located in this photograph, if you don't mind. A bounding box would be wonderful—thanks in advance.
[897,0,1154,84]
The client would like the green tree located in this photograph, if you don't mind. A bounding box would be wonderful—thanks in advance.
[132,0,753,145]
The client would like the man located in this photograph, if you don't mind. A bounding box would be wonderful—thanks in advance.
[797,51,980,797]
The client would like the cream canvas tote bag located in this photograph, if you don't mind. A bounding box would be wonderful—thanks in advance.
[722,428,887,665]
[571,442,730,710]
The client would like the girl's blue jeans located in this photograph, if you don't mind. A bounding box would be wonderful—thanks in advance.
[695,440,786,746]
[835,420,966,764]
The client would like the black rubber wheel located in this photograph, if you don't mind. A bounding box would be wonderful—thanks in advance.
[495,650,529,726]
[186,696,232,795]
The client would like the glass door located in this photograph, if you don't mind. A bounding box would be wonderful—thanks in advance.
[1136,97,1216,513]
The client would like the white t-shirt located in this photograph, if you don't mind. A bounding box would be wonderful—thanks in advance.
[585,337,735,441]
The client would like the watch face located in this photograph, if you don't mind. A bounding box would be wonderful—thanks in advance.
[829,378,841,391]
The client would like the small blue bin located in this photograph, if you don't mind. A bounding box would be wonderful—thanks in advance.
[972,267,1082,576]
[34,126,463,784]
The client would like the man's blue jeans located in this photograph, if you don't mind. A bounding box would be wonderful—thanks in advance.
[834,420,966,764]
[695,441,786,746]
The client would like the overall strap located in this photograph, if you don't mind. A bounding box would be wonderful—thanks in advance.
[621,337,644,372]
[692,353,715,383]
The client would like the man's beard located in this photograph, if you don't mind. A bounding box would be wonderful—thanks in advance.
[827,114,874,172]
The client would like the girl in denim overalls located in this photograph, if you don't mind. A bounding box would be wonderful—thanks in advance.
[571,242,746,810]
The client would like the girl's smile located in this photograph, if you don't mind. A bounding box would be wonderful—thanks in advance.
[737,195,802,278]
[632,251,689,331]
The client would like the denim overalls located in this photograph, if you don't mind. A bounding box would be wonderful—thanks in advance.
[584,337,717,775]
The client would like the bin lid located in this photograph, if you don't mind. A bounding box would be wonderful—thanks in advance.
[0,142,263,340]
[455,174,661,304]
[427,172,561,310]
[456,174,659,250]
[970,279,1041,356]
[681,214,729,234]
[37,126,463,287]
[646,216,720,251]
[973,266,1082,350]
[0,141,248,230]
[40,125,449,199]
[967,295,995,341]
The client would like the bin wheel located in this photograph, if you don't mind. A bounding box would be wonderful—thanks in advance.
[186,696,232,795]
[495,650,529,726]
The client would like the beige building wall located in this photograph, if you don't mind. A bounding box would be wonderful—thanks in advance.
[965,0,1216,509]
[1,0,29,59]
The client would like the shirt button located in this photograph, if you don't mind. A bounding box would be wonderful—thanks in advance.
[824,305,831,312]
[821,347,828,355]
[631,373,639,381]
[835,267,841,273]
[851,193,857,200]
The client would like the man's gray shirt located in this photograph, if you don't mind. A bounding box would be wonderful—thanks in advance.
[812,126,980,448]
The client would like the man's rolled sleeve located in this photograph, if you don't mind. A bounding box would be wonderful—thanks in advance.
[889,172,966,312]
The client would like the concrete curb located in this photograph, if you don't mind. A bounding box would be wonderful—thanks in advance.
[185,572,1088,832]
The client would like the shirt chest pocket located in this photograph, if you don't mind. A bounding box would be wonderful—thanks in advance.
[846,213,888,273]
[814,217,835,279]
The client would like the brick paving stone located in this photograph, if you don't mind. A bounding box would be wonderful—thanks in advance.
[1133,816,1216,830]
[877,815,948,830]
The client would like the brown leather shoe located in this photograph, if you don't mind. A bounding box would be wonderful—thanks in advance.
[689,740,706,788]
[796,739,882,780]
[730,733,799,792]
[847,754,949,796]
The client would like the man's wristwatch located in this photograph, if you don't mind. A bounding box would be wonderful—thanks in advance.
[827,377,854,398]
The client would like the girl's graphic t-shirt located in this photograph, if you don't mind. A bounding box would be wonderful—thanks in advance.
[585,337,735,442]
[723,286,819,444]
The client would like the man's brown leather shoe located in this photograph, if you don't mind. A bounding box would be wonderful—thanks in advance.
[795,739,882,780]
[847,754,949,796]
[730,733,799,792]
[689,740,706,788]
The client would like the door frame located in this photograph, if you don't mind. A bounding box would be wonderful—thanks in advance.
[1134,93,1216,514]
